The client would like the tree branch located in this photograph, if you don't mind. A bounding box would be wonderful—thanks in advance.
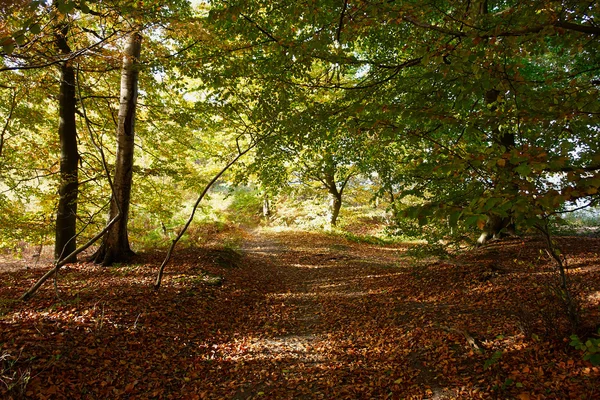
[336,0,349,43]
[154,138,261,290]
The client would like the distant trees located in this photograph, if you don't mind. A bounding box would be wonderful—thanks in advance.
[1,0,599,278]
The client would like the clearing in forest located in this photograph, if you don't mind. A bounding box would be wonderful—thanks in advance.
[1,228,599,399]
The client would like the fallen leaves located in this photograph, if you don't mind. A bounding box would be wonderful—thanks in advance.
[0,231,599,398]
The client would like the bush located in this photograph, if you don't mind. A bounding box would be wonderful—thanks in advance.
[570,328,600,366]
[226,187,264,225]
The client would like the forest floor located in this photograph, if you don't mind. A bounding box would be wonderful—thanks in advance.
[1,227,600,399]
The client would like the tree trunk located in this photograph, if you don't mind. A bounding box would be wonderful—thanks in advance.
[477,214,515,245]
[330,192,342,227]
[92,31,142,265]
[262,193,271,220]
[54,23,79,262]
[476,90,517,245]
[323,164,344,227]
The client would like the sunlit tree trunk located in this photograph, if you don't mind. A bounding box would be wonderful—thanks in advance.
[324,167,344,227]
[262,193,271,220]
[54,22,79,262]
[329,190,343,227]
[93,31,142,265]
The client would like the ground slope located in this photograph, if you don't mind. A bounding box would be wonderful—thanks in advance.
[1,229,599,399]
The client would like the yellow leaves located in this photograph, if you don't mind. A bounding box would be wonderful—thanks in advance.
[517,393,531,400]
[496,158,506,167]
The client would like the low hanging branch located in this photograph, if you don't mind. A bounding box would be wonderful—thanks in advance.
[20,213,121,301]
[20,67,122,302]
[154,141,257,291]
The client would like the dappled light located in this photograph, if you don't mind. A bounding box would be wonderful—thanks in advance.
[2,0,600,398]
[2,229,600,398]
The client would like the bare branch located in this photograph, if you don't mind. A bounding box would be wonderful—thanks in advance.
[154,138,262,290]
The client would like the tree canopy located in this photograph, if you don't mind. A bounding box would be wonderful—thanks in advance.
[0,0,598,256]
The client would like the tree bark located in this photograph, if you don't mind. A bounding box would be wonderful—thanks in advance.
[92,31,142,265]
[330,191,342,227]
[262,193,271,220]
[54,23,79,262]
[324,166,343,227]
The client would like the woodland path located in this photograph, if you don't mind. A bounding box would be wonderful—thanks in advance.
[1,229,599,399]
[230,229,439,399]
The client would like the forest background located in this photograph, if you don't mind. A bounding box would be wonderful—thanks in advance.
[1,0,600,397]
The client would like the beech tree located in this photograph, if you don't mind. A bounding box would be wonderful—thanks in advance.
[92,31,142,265]
[1,0,598,261]
[54,18,79,262]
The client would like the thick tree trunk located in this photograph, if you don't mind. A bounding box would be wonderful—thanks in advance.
[54,23,79,262]
[477,87,517,245]
[93,32,142,266]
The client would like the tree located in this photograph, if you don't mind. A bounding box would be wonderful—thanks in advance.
[54,18,79,262]
[92,30,142,266]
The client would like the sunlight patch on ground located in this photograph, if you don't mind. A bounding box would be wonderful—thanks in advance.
[268,292,318,299]
[326,291,368,298]
[587,291,600,303]
[316,282,347,289]
[208,335,324,363]
[292,263,331,269]
[363,272,405,279]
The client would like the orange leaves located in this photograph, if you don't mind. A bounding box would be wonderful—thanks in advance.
[1,231,600,398]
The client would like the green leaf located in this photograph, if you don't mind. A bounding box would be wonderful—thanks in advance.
[14,34,25,46]
[80,1,90,14]
[483,197,501,212]
[2,43,15,54]
[448,210,462,227]
[29,23,41,34]
[514,163,532,177]
[57,0,75,14]
[588,354,600,366]
[465,215,484,227]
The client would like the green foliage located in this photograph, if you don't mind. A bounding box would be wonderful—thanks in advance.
[483,350,504,370]
[403,243,452,261]
[0,351,31,397]
[552,208,600,236]
[570,329,600,366]
[2,0,600,264]
[225,186,264,225]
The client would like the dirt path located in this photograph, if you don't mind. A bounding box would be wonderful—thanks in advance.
[226,229,448,399]
[1,229,599,399]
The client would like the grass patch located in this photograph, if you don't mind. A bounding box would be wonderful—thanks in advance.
[330,229,402,246]
[173,271,223,287]
[402,242,452,261]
